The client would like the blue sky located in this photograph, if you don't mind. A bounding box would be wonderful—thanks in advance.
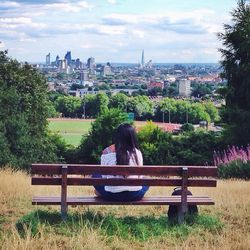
[0,0,237,63]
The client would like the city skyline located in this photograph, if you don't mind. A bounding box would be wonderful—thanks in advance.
[0,0,237,63]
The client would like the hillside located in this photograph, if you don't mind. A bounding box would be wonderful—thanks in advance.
[0,168,249,249]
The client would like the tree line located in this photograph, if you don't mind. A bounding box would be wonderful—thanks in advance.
[49,92,220,124]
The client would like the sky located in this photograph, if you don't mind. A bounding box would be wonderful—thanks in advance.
[0,0,238,63]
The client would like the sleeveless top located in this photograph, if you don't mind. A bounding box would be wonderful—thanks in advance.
[100,145,143,193]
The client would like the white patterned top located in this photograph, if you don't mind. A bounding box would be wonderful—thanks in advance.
[101,148,143,193]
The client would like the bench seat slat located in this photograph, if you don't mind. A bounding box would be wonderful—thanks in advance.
[32,164,217,177]
[31,177,217,187]
[32,196,214,205]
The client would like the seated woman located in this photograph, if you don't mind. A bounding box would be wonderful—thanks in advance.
[94,123,149,201]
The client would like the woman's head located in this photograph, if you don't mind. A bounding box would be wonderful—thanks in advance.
[115,123,138,150]
[115,123,139,165]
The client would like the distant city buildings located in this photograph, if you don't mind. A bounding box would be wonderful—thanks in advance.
[40,50,222,101]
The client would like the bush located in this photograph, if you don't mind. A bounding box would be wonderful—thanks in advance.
[180,123,195,133]
[76,108,130,163]
[218,161,250,180]
[138,122,223,165]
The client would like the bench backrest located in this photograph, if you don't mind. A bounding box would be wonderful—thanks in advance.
[32,164,217,187]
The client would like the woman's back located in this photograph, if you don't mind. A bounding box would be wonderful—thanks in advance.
[101,146,143,193]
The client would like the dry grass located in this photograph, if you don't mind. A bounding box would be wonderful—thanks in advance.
[0,168,249,250]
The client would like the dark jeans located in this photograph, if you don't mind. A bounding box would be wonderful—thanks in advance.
[93,174,149,201]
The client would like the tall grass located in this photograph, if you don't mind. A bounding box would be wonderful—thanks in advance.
[0,168,249,249]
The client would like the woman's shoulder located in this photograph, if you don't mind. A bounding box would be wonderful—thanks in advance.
[102,144,116,155]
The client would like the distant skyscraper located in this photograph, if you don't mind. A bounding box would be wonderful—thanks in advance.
[80,70,88,84]
[87,57,95,69]
[65,51,72,65]
[76,58,81,69]
[46,53,50,66]
[141,49,145,68]
[58,59,67,72]
[179,79,191,97]
[55,55,60,67]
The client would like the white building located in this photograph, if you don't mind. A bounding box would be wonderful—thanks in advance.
[179,79,191,97]
[103,65,112,76]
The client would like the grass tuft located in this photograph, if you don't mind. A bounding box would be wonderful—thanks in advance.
[16,210,223,241]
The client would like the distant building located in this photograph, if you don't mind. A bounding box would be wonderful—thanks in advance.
[87,57,95,73]
[141,49,145,68]
[58,59,67,72]
[46,53,50,66]
[80,70,89,84]
[103,64,112,76]
[178,79,191,97]
[65,51,72,66]
[55,55,60,67]
[75,58,81,69]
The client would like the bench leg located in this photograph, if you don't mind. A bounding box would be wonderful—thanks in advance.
[177,205,184,224]
[61,203,68,221]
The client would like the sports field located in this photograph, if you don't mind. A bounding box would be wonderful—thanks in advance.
[48,118,181,146]
[48,119,93,146]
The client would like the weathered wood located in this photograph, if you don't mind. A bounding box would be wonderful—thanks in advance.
[61,165,68,221]
[32,196,215,205]
[32,164,217,177]
[178,167,188,224]
[33,177,216,187]
[31,177,217,187]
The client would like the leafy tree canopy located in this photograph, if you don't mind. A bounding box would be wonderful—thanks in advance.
[0,50,62,169]
[218,0,250,145]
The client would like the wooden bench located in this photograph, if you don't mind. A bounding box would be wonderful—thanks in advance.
[31,164,217,223]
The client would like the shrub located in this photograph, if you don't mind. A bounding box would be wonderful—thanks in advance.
[218,160,250,180]
[214,145,250,179]
[76,108,129,163]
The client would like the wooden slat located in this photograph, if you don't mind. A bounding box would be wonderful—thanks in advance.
[32,177,217,187]
[32,196,215,205]
[31,164,217,177]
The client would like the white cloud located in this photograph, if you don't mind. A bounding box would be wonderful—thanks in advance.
[107,0,117,4]
[0,17,32,24]
[19,38,36,42]
[132,30,145,38]
[0,1,20,8]
[44,1,94,13]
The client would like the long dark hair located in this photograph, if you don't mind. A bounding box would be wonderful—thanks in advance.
[115,123,139,165]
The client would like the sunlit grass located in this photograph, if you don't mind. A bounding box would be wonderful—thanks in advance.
[1,168,249,249]
[48,119,92,146]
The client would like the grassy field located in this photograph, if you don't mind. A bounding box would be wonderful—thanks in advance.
[48,119,93,146]
[0,168,249,249]
[48,119,179,147]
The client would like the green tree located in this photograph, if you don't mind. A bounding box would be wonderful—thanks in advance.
[109,93,128,111]
[218,0,250,145]
[127,95,154,120]
[191,83,212,98]
[0,50,61,169]
[76,109,129,163]
[55,95,81,117]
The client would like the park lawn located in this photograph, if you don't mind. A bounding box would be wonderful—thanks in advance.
[48,120,92,133]
[0,168,250,249]
[48,119,92,146]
